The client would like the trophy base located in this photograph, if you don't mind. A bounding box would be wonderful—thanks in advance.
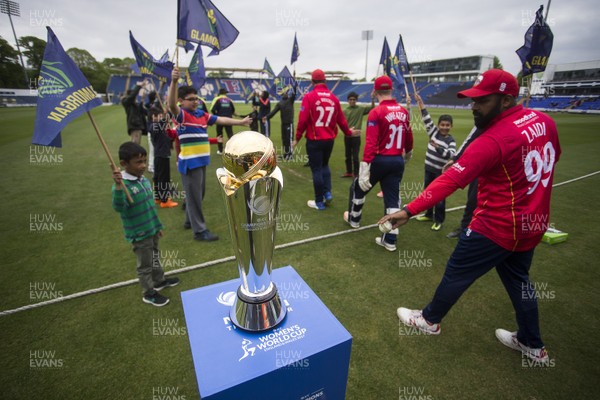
[230,284,287,332]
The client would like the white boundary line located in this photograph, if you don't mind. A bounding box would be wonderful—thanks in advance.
[2,170,599,317]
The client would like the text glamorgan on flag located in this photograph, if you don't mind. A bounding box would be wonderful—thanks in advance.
[32,26,102,147]
[177,0,239,56]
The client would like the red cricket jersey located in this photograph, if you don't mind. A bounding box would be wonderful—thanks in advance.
[363,99,413,163]
[296,83,352,141]
[407,105,561,251]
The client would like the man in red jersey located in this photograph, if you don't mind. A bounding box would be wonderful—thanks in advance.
[381,69,560,364]
[343,75,413,252]
[293,69,355,210]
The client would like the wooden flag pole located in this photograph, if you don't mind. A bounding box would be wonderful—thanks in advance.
[86,111,134,204]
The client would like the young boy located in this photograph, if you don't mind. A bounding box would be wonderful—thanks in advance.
[148,107,178,208]
[413,93,456,231]
[168,67,251,241]
[112,142,180,307]
[342,92,374,177]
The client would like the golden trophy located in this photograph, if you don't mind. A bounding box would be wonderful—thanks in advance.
[216,131,286,331]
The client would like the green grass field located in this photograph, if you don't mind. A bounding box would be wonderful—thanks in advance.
[1,103,599,399]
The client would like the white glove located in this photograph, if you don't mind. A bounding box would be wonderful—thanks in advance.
[358,162,372,192]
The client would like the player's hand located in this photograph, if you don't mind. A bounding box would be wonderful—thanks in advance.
[351,128,361,137]
[291,139,298,149]
[378,209,410,230]
[442,159,454,173]
[240,116,252,126]
[112,168,123,188]
[415,93,425,109]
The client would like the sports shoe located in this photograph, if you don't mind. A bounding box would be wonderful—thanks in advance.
[397,307,441,335]
[143,292,170,307]
[324,192,333,205]
[343,211,359,228]
[376,191,383,198]
[195,230,219,241]
[154,277,180,291]
[431,222,442,231]
[307,200,326,210]
[341,172,353,178]
[160,199,179,208]
[216,150,223,155]
[495,329,549,363]
[446,228,461,238]
[375,236,396,252]
[416,215,432,222]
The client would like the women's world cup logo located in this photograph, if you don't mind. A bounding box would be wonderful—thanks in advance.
[216,131,286,332]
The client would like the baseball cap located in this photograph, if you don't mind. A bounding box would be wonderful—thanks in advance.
[374,75,393,91]
[311,69,326,81]
[457,69,519,98]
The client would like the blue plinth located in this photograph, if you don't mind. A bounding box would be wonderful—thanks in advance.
[181,266,352,400]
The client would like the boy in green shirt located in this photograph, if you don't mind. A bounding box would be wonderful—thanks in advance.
[112,142,180,307]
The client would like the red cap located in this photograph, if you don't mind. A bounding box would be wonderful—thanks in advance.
[374,75,393,91]
[457,69,519,98]
[311,69,326,81]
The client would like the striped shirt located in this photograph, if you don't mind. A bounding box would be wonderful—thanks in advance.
[176,108,218,174]
[420,109,456,172]
[112,172,163,243]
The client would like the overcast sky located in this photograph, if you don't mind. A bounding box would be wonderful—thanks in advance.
[2,0,599,80]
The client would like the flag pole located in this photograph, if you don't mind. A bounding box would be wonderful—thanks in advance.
[86,111,134,203]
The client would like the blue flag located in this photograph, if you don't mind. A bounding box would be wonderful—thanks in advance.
[130,31,174,85]
[379,37,392,76]
[390,36,408,88]
[263,58,275,78]
[184,45,205,89]
[177,39,195,53]
[269,66,296,98]
[177,0,239,56]
[31,27,102,147]
[516,5,554,76]
[291,32,300,65]
[159,49,170,63]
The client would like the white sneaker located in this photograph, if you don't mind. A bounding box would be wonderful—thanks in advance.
[343,211,359,228]
[375,236,396,252]
[397,307,441,335]
[495,329,549,363]
[307,200,326,210]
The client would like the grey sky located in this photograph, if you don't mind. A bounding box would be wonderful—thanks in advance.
[2,0,599,80]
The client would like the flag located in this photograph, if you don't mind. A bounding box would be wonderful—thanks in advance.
[269,66,296,98]
[129,31,174,84]
[379,37,392,76]
[159,49,170,63]
[263,58,275,78]
[130,62,140,75]
[177,39,195,53]
[390,36,408,88]
[291,32,300,65]
[177,0,239,56]
[31,27,103,147]
[516,5,554,76]
[184,45,205,88]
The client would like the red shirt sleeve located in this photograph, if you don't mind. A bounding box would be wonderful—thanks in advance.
[362,109,379,163]
[296,96,311,141]
[407,134,501,215]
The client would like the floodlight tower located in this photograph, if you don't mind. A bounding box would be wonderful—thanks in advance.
[1,0,29,86]
[361,30,373,81]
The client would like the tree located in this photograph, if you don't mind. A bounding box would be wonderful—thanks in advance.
[102,57,135,75]
[18,35,46,77]
[66,48,109,92]
[493,56,504,70]
[0,36,27,88]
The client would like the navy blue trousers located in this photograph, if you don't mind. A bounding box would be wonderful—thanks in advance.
[306,139,334,203]
[422,229,543,348]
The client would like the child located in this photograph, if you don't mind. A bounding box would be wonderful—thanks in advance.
[167,67,251,241]
[149,107,178,208]
[112,142,180,307]
[413,93,456,231]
